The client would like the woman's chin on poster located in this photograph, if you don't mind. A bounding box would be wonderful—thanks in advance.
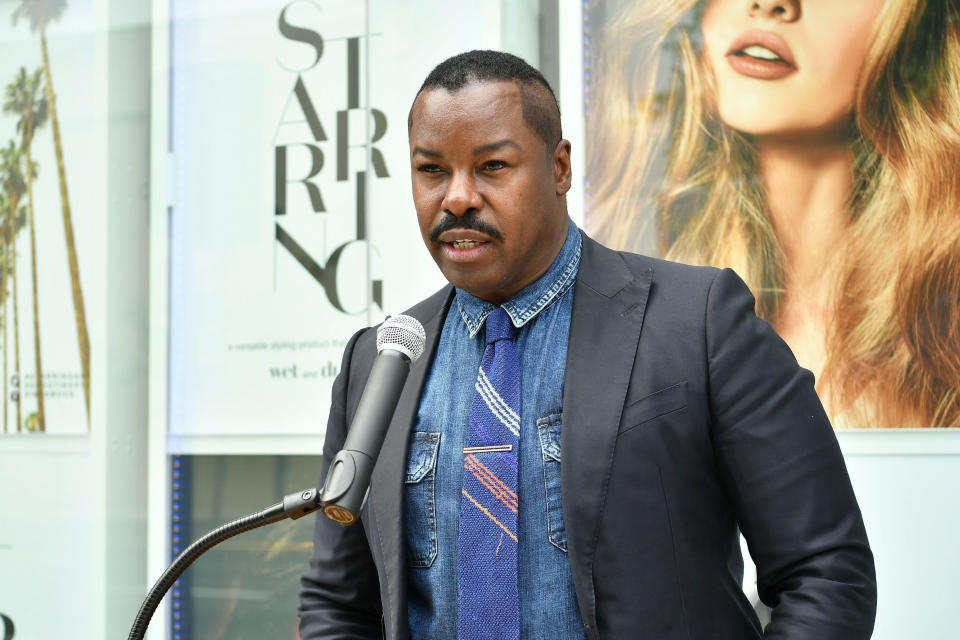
[586,0,960,428]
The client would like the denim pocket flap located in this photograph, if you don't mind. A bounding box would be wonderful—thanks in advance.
[405,432,441,483]
[536,412,566,551]
[620,381,688,433]
[537,413,563,462]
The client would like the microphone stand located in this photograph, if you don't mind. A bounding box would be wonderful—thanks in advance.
[130,314,425,639]
[127,487,323,640]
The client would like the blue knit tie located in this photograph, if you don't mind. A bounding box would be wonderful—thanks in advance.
[457,307,521,640]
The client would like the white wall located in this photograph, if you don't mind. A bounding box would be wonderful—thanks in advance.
[838,431,960,639]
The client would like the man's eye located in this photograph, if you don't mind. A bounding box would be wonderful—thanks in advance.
[417,164,443,173]
[482,160,506,171]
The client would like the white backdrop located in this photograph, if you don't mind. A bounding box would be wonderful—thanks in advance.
[166,0,541,441]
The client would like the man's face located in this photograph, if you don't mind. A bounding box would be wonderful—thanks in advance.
[409,81,571,305]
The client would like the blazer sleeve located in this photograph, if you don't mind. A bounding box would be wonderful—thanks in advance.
[704,268,877,639]
[298,328,383,640]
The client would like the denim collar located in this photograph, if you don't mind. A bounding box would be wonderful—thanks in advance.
[454,220,582,338]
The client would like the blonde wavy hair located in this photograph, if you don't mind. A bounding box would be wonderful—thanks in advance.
[586,0,960,427]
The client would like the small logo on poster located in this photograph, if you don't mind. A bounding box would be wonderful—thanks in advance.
[273,1,386,314]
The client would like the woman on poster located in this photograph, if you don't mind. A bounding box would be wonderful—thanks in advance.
[587,0,960,427]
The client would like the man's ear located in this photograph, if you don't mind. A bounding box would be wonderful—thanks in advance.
[553,139,572,196]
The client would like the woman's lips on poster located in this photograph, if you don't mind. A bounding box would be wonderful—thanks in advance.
[726,29,797,80]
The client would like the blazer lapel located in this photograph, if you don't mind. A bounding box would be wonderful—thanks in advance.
[367,286,454,640]
[563,233,653,638]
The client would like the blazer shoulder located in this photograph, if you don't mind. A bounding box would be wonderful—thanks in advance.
[576,233,744,333]
[607,250,726,311]
[622,251,721,290]
[579,229,722,300]
[632,256,759,335]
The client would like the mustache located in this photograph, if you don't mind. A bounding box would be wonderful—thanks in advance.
[428,213,503,243]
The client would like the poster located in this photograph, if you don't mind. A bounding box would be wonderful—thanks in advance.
[0,0,98,435]
[167,0,520,437]
[583,0,960,428]
[0,1,107,635]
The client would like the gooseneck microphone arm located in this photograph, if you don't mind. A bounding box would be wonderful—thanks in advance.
[128,315,427,640]
[127,488,323,640]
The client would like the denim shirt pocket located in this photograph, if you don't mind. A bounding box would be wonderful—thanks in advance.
[404,431,441,568]
[537,413,567,552]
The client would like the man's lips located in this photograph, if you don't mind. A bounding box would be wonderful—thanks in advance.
[437,234,492,262]
[429,214,503,243]
[436,230,492,245]
[725,29,796,80]
[429,216,502,262]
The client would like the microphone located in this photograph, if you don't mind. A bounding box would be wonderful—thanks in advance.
[320,314,426,525]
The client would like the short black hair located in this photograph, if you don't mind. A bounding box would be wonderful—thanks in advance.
[410,50,562,149]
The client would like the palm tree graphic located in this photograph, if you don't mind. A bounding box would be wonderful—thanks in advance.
[0,194,16,434]
[4,66,48,432]
[0,143,28,433]
[12,0,89,426]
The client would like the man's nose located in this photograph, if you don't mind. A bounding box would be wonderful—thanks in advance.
[441,170,483,216]
[747,0,800,22]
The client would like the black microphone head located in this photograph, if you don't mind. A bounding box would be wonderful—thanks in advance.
[376,314,426,362]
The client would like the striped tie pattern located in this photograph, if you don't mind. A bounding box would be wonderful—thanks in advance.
[457,307,521,640]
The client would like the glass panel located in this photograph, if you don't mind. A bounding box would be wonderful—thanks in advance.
[174,455,321,639]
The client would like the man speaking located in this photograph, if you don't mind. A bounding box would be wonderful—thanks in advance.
[298,50,876,639]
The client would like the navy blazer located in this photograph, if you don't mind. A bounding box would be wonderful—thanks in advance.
[299,232,877,639]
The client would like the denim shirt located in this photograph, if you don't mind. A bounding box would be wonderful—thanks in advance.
[405,220,586,640]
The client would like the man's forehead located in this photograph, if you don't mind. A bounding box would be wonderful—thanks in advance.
[410,81,526,132]
[409,81,536,148]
